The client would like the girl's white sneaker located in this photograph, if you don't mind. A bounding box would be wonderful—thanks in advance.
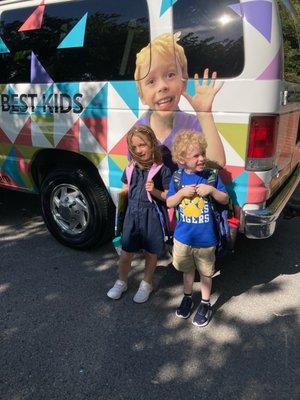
[133,280,153,303]
[107,280,127,299]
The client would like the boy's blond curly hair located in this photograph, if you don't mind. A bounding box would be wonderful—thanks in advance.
[134,32,188,84]
[171,130,207,164]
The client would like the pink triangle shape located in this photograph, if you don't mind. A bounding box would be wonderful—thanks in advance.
[19,1,45,32]
[81,118,107,151]
[109,134,128,155]
[0,126,12,144]
[15,118,32,146]
[57,119,80,151]
[247,172,267,203]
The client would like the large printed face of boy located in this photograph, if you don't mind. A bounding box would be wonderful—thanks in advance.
[138,52,186,118]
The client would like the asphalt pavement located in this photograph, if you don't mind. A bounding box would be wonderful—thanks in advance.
[0,188,299,400]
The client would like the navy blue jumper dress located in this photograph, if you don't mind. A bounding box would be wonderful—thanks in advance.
[121,164,171,255]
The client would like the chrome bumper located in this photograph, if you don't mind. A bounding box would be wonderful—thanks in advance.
[243,164,300,239]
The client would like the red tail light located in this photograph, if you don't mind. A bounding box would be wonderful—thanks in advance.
[246,115,278,170]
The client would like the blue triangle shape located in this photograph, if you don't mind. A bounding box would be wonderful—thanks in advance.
[111,81,139,117]
[227,171,249,206]
[31,52,53,83]
[82,83,108,118]
[108,156,123,188]
[160,0,178,17]
[0,36,10,53]
[57,13,88,49]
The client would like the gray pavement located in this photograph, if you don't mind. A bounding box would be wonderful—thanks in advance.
[0,188,299,400]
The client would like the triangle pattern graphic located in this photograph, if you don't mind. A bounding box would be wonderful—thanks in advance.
[2,147,26,188]
[58,13,88,49]
[79,118,106,154]
[247,172,267,203]
[0,144,13,168]
[108,156,123,189]
[109,154,128,172]
[31,118,53,148]
[31,115,54,146]
[33,84,54,116]
[14,117,32,146]
[111,81,139,117]
[0,126,12,144]
[109,132,128,156]
[216,123,248,160]
[221,166,245,186]
[160,0,178,16]
[227,171,249,206]
[0,37,10,53]
[228,1,272,43]
[81,117,107,152]
[257,48,282,80]
[18,0,45,31]
[31,52,54,84]
[82,83,108,118]
[57,119,80,151]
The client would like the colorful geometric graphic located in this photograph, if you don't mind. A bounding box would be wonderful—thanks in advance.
[228,1,273,43]
[31,52,54,84]
[257,48,282,80]
[18,0,45,32]
[0,37,10,54]
[57,13,88,49]
[160,0,178,16]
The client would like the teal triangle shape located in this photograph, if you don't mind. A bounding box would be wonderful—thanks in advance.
[226,171,249,206]
[57,13,88,49]
[2,147,26,187]
[0,36,10,53]
[108,156,123,188]
[82,83,108,118]
[160,0,178,17]
[111,81,139,117]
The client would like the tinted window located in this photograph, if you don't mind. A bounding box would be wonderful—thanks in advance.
[277,1,300,83]
[0,0,149,83]
[173,0,244,78]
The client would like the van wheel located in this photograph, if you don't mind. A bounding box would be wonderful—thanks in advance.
[41,168,114,249]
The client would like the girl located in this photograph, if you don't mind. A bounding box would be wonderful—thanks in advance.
[107,125,171,303]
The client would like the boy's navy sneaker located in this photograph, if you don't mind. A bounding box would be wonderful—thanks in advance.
[176,295,194,319]
[192,302,212,327]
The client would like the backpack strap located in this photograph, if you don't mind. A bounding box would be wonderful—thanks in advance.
[125,162,163,202]
[173,168,183,191]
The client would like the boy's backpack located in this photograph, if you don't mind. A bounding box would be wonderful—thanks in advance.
[115,162,171,242]
[173,168,232,257]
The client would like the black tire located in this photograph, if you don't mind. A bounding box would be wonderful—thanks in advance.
[41,168,114,249]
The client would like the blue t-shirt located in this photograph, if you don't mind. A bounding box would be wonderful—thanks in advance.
[167,169,227,247]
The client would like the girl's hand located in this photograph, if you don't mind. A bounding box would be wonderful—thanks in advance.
[179,185,196,198]
[145,180,155,193]
[183,68,224,113]
[196,184,213,197]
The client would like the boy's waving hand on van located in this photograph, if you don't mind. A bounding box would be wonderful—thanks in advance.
[183,68,224,113]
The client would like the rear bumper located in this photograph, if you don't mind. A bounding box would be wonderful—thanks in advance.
[243,164,300,239]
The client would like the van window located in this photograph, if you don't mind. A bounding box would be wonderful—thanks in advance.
[0,0,149,83]
[173,0,244,78]
[277,1,300,83]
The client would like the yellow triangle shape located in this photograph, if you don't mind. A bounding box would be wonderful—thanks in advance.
[216,123,248,161]
[0,144,12,168]
[82,152,106,166]
[109,154,128,171]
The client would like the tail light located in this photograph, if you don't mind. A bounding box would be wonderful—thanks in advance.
[246,115,278,171]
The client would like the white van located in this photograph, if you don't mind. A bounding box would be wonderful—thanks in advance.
[0,0,299,248]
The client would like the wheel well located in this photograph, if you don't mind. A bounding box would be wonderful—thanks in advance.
[31,149,103,190]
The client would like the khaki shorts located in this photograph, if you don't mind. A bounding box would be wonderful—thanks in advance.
[172,239,216,277]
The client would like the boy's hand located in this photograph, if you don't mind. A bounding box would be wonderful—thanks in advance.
[179,185,196,198]
[195,183,213,197]
[183,68,224,113]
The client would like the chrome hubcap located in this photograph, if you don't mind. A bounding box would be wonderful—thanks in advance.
[50,184,90,235]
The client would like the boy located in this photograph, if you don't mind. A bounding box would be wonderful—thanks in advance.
[134,33,226,171]
[166,130,228,327]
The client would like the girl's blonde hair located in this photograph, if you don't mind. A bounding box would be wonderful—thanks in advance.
[134,33,188,84]
[171,130,207,164]
[127,125,162,168]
